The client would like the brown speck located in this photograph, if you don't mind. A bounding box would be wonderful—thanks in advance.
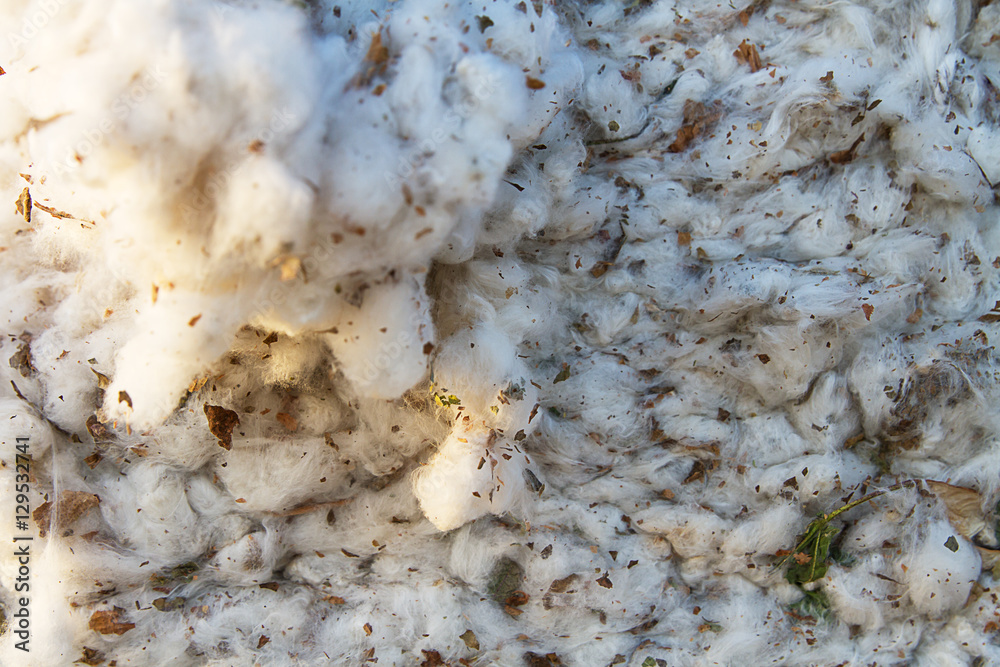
[188,314,202,327]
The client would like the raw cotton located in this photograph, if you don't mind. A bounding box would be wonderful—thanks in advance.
[2,0,1000,664]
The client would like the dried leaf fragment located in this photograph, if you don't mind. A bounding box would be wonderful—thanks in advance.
[91,368,110,389]
[525,76,545,90]
[275,412,298,432]
[78,647,104,665]
[548,574,578,594]
[667,100,721,153]
[89,608,135,635]
[553,363,571,384]
[925,480,996,548]
[733,40,762,72]
[15,187,31,223]
[204,404,240,450]
[84,451,102,469]
[590,261,613,277]
[861,303,874,321]
[32,201,74,220]
[460,629,480,651]
[477,15,494,33]
[829,133,866,165]
[151,597,186,612]
[33,490,100,538]
[86,414,114,444]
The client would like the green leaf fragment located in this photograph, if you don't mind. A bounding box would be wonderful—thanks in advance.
[944,535,959,552]
[553,364,571,384]
[789,589,832,623]
[784,520,840,585]
[487,557,524,605]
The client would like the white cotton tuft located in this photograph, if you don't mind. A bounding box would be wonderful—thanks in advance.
[322,277,434,400]
[900,520,980,618]
[412,428,530,531]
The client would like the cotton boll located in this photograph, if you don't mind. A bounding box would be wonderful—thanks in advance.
[966,124,1000,186]
[215,437,344,514]
[632,504,731,562]
[322,276,433,400]
[95,462,211,559]
[210,157,315,266]
[788,372,860,450]
[412,427,530,531]
[732,415,811,468]
[901,519,980,617]
[720,503,802,565]
[582,61,648,139]
[211,528,284,586]
[891,118,993,205]
[821,558,896,630]
[101,289,242,429]
[0,399,55,459]
[853,229,938,285]
[480,165,551,242]
[429,324,518,415]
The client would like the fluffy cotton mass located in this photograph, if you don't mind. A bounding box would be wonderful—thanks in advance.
[1,0,1000,664]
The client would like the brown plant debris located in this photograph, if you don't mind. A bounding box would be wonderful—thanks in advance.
[32,490,100,539]
[668,100,722,153]
[204,404,240,450]
[734,40,762,72]
[89,607,135,635]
